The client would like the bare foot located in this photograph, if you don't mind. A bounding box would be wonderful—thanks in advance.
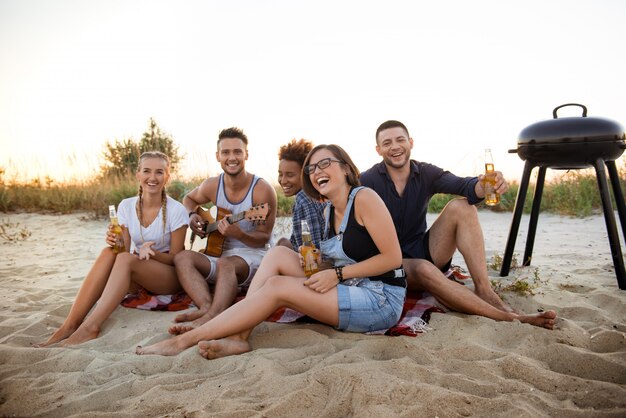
[174,308,206,323]
[517,310,557,330]
[476,287,517,313]
[190,312,215,328]
[58,326,100,346]
[136,338,188,356]
[168,324,195,335]
[33,325,78,347]
[198,338,251,360]
[169,312,215,335]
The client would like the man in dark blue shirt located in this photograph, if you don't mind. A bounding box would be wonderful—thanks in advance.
[361,120,557,329]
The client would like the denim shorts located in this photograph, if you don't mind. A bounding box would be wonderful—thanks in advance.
[336,279,406,333]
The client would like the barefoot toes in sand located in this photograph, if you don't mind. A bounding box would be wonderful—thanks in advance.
[198,338,251,360]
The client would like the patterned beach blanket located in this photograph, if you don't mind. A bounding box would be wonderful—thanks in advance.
[121,288,193,312]
[121,267,469,337]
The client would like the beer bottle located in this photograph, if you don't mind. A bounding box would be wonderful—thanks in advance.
[108,205,126,253]
[483,149,500,206]
[300,219,319,277]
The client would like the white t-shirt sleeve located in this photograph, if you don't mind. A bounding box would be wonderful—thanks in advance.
[116,198,134,228]
[167,197,189,233]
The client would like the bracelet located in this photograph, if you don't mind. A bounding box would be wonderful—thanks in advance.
[334,266,344,282]
[188,211,195,218]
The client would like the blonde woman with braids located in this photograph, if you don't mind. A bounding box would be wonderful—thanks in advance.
[36,151,189,346]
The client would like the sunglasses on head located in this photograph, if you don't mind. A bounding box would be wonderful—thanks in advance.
[303,157,345,175]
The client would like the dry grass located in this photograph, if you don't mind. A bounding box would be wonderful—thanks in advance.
[0,219,32,242]
[1,157,624,218]
[488,252,547,296]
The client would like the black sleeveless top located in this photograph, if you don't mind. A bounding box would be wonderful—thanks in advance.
[328,190,406,287]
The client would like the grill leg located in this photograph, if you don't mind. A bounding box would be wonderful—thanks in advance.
[500,161,535,277]
[523,166,547,267]
[605,160,626,241]
[594,158,626,290]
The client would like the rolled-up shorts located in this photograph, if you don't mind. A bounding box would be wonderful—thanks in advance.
[203,247,266,288]
[336,278,406,333]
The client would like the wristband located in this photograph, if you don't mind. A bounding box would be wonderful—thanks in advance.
[334,266,344,282]
[188,211,196,218]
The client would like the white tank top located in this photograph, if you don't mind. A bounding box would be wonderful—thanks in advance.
[216,173,261,251]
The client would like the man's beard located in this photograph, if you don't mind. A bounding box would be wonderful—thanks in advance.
[222,163,244,177]
[383,152,410,169]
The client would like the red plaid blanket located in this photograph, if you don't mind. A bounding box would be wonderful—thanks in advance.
[121,268,468,337]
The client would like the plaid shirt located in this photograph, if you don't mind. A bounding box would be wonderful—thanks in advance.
[290,190,326,249]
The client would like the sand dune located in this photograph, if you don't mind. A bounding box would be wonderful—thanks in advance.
[1,211,625,417]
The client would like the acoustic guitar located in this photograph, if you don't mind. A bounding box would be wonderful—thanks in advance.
[190,203,269,257]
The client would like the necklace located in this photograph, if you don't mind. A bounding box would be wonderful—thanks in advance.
[136,197,164,245]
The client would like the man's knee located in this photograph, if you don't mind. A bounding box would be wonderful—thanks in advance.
[406,260,443,288]
[443,198,476,217]
[215,257,236,271]
[174,251,212,283]
[174,250,197,267]
[214,257,242,282]
[413,260,440,278]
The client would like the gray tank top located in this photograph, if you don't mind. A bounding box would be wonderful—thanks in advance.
[216,173,261,251]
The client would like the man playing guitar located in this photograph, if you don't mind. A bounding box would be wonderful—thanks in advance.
[170,127,277,332]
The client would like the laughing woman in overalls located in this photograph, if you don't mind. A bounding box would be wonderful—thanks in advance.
[136,144,406,357]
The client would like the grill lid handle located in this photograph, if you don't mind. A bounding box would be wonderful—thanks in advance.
[553,103,587,119]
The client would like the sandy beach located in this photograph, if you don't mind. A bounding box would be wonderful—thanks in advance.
[1,211,625,417]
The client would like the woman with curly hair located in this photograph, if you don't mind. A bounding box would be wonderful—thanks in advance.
[276,138,325,249]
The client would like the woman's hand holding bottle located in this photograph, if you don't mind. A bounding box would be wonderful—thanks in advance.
[303,268,340,294]
[105,224,126,249]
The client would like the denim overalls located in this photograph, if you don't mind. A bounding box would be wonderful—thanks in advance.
[320,187,406,332]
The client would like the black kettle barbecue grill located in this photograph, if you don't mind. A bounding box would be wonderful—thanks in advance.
[500,103,626,290]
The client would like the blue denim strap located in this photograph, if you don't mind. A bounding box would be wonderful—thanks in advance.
[338,186,364,234]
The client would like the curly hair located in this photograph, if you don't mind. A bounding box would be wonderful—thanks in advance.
[278,138,313,167]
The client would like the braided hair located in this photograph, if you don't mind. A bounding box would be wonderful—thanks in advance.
[137,151,170,244]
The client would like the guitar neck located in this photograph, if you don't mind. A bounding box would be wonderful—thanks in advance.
[204,209,246,233]
[230,211,246,224]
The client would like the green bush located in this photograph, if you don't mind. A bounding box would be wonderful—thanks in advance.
[275,187,295,217]
[101,118,182,179]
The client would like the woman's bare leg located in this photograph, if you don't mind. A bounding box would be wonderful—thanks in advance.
[196,248,310,359]
[137,273,338,357]
[35,248,116,347]
[168,246,304,336]
[60,253,181,346]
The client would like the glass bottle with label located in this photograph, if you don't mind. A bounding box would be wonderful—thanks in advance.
[300,219,319,277]
[108,204,126,253]
[483,149,500,206]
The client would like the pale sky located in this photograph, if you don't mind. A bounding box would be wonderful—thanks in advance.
[1,0,625,185]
